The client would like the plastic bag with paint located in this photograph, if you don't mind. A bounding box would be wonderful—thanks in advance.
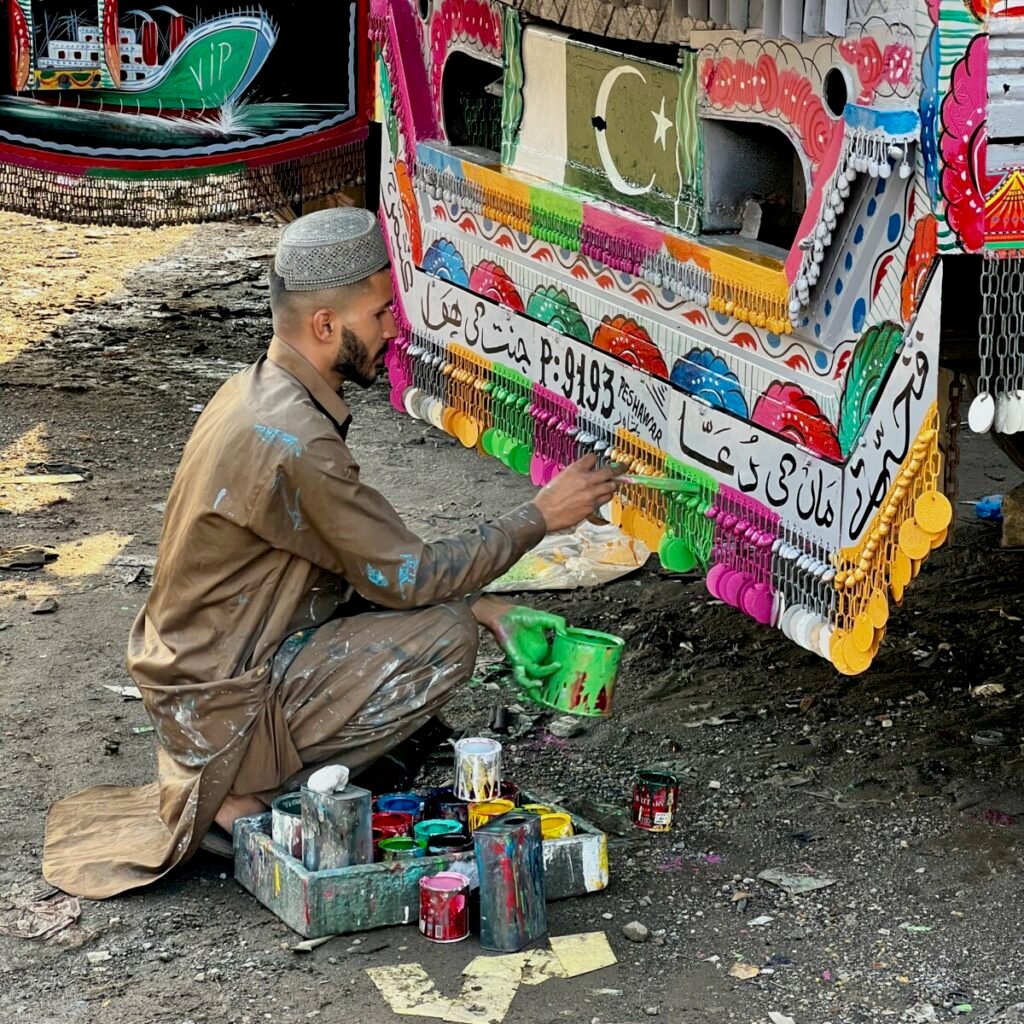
[484,520,650,592]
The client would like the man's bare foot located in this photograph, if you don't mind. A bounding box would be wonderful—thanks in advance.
[214,793,267,833]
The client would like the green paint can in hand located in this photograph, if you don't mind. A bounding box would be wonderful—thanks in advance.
[538,627,625,717]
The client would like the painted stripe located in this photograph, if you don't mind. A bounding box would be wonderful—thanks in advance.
[513,26,569,184]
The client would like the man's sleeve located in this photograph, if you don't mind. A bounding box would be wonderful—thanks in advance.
[249,436,547,609]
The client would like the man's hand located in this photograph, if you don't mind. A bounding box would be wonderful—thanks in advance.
[473,598,566,691]
[532,454,622,533]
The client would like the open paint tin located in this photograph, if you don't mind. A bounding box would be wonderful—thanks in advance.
[271,793,303,860]
[419,871,470,943]
[538,627,625,717]
[454,737,502,801]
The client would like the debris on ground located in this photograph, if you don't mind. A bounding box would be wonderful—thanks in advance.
[101,684,143,700]
[728,963,760,980]
[29,596,58,615]
[547,716,588,740]
[622,921,650,943]
[0,889,81,942]
[0,546,58,571]
[367,934,616,1022]
[757,867,838,895]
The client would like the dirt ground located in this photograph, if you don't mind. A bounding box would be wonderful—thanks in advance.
[1,214,1023,1024]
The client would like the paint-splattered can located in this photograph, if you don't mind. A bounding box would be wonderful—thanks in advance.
[419,871,470,943]
[435,794,470,831]
[425,834,475,855]
[539,812,574,840]
[475,812,547,952]
[454,737,502,801]
[540,628,624,717]
[271,793,303,860]
[376,793,425,822]
[377,836,427,861]
[372,811,413,838]
[413,819,464,844]
[468,798,515,832]
[499,780,521,805]
[632,770,679,832]
[300,783,373,870]
[521,803,555,816]
[372,811,414,860]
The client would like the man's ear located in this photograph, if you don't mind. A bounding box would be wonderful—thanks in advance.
[311,307,335,343]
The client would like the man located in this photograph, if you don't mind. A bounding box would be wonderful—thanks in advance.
[43,208,619,899]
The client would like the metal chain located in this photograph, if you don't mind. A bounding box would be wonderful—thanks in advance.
[979,258,997,396]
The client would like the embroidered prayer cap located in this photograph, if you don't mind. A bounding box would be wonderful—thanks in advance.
[274,208,389,291]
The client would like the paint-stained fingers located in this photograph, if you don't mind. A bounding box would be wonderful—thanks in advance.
[520,658,561,680]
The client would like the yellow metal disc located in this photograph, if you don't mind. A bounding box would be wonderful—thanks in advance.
[851,611,875,653]
[893,549,912,588]
[829,628,847,664]
[911,557,922,579]
[442,407,458,435]
[842,632,874,673]
[456,415,479,449]
[898,519,931,560]
[609,496,624,528]
[869,626,884,658]
[867,589,890,629]
[890,572,905,604]
[914,491,953,534]
[930,527,948,550]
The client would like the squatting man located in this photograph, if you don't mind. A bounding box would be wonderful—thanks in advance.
[43,207,621,899]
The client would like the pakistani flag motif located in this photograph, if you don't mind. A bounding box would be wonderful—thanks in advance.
[509,29,702,233]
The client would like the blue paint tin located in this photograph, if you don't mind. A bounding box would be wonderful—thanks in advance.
[377,792,425,822]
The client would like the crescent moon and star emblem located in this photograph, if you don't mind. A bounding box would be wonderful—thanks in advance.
[593,65,675,196]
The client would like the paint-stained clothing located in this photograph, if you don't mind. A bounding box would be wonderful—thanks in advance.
[43,337,546,899]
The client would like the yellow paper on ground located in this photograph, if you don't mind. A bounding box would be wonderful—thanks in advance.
[549,932,618,978]
[463,949,567,987]
[444,958,522,1024]
[367,964,454,1018]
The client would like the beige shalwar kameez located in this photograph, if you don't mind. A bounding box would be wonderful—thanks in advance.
[42,338,545,899]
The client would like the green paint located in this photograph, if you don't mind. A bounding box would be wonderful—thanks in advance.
[235,795,608,938]
[378,48,399,158]
[90,163,243,181]
[529,186,583,250]
[539,627,625,717]
[526,286,591,342]
[562,45,700,230]
[837,322,904,456]
[489,364,535,473]
[660,456,717,570]
[500,7,524,167]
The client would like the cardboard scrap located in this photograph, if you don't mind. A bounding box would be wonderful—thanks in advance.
[548,931,618,978]
[366,964,454,1018]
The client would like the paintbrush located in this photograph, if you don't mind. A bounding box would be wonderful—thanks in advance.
[618,475,701,493]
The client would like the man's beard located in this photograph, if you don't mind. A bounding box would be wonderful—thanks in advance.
[332,326,379,389]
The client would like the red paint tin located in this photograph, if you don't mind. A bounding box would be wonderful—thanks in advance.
[632,770,679,832]
[372,811,414,860]
[418,871,470,943]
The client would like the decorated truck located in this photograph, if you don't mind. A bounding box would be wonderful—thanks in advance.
[370,0,1024,675]
[0,1,372,224]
